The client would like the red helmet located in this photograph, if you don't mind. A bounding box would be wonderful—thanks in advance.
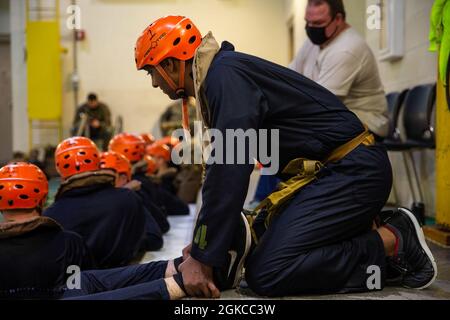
[109,133,146,163]
[144,155,158,175]
[146,144,171,162]
[100,152,132,181]
[140,133,156,146]
[55,137,100,179]
[0,162,49,210]
[135,16,202,70]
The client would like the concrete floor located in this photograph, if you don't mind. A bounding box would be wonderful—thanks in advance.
[140,204,450,301]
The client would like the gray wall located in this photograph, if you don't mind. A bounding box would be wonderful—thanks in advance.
[0,0,12,164]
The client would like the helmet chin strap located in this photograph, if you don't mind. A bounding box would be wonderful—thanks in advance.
[155,61,190,132]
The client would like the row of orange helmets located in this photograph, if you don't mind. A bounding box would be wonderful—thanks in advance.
[0,134,180,211]
[56,133,180,181]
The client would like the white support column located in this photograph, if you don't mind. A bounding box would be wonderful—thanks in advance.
[10,0,29,153]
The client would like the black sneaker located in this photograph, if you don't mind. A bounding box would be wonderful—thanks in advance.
[214,212,252,291]
[384,208,438,289]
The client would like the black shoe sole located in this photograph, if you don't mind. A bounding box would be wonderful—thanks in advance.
[398,208,438,290]
[229,212,252,289]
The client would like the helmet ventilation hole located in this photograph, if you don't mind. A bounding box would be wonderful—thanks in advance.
[186,24,192,30]
[8,200,13,206]
[15,185,24,189]
[173,37,181,46]
[189,36,197,44]
[64,164,70,169]
[34,189,40,193]
[0,185,4,190]
[64,155,70,159]
[19,195,29,200]
[79,151,86,156]
[85,159,92,164]
[76,165,81,171]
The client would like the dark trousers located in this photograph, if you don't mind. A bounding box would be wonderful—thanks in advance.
[62,261,170,300]
[246,145,393,296]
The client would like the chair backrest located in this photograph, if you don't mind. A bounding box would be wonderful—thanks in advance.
[386,89,408,140]
[403,83,436,142]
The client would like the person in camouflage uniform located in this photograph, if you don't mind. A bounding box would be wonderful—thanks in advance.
[72,93,113,151]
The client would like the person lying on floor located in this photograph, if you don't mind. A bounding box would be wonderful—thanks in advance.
[134,16,437,298]
[0,162,249,300]
[44,137,148,269]
[109,133,189,219]
[99,151,163,252]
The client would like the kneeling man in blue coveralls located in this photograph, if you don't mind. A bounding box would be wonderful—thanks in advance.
[134,15,437,298]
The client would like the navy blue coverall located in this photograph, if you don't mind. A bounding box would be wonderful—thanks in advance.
[44,182,161,269]
[0,218,171,300]
[133,172,189,220]
[191,42,393,296]
[0,219,95,299]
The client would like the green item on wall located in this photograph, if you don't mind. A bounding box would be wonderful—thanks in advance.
[429,0,450,85]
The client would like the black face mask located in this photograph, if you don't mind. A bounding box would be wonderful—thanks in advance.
[305,18,338,45]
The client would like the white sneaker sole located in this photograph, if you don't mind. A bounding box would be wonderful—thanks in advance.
[399,208,438,290]
[231,212,253,288]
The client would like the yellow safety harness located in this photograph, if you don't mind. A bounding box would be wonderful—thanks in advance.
[248,129,376,244]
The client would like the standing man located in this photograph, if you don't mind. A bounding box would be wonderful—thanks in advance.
[72,93,113,150]
[134,16,436,298]
[290,0,389,139]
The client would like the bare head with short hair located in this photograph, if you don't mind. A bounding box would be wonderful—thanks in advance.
[307,0,346,20]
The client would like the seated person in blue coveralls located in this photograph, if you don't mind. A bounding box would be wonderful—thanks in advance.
[147,142,179,198]
[109,133,189,223]
[134,16,437,298]
[99,151,163,252]
[0,162,247,300]
[0,163,95,299]
[44,137,148,269]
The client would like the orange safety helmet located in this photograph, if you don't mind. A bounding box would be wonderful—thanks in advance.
[140,133,156,146]
[109,133,146,163]
[135,16,202,70]
[144,155,158,175]
[99,152,132,181]
[0,162,49,210]
[135,16,202,131]
[55,137,100,179]
[146,144,171,162]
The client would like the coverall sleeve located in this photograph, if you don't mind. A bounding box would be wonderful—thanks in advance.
[190,63,269,267]
[100,104,112,128]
